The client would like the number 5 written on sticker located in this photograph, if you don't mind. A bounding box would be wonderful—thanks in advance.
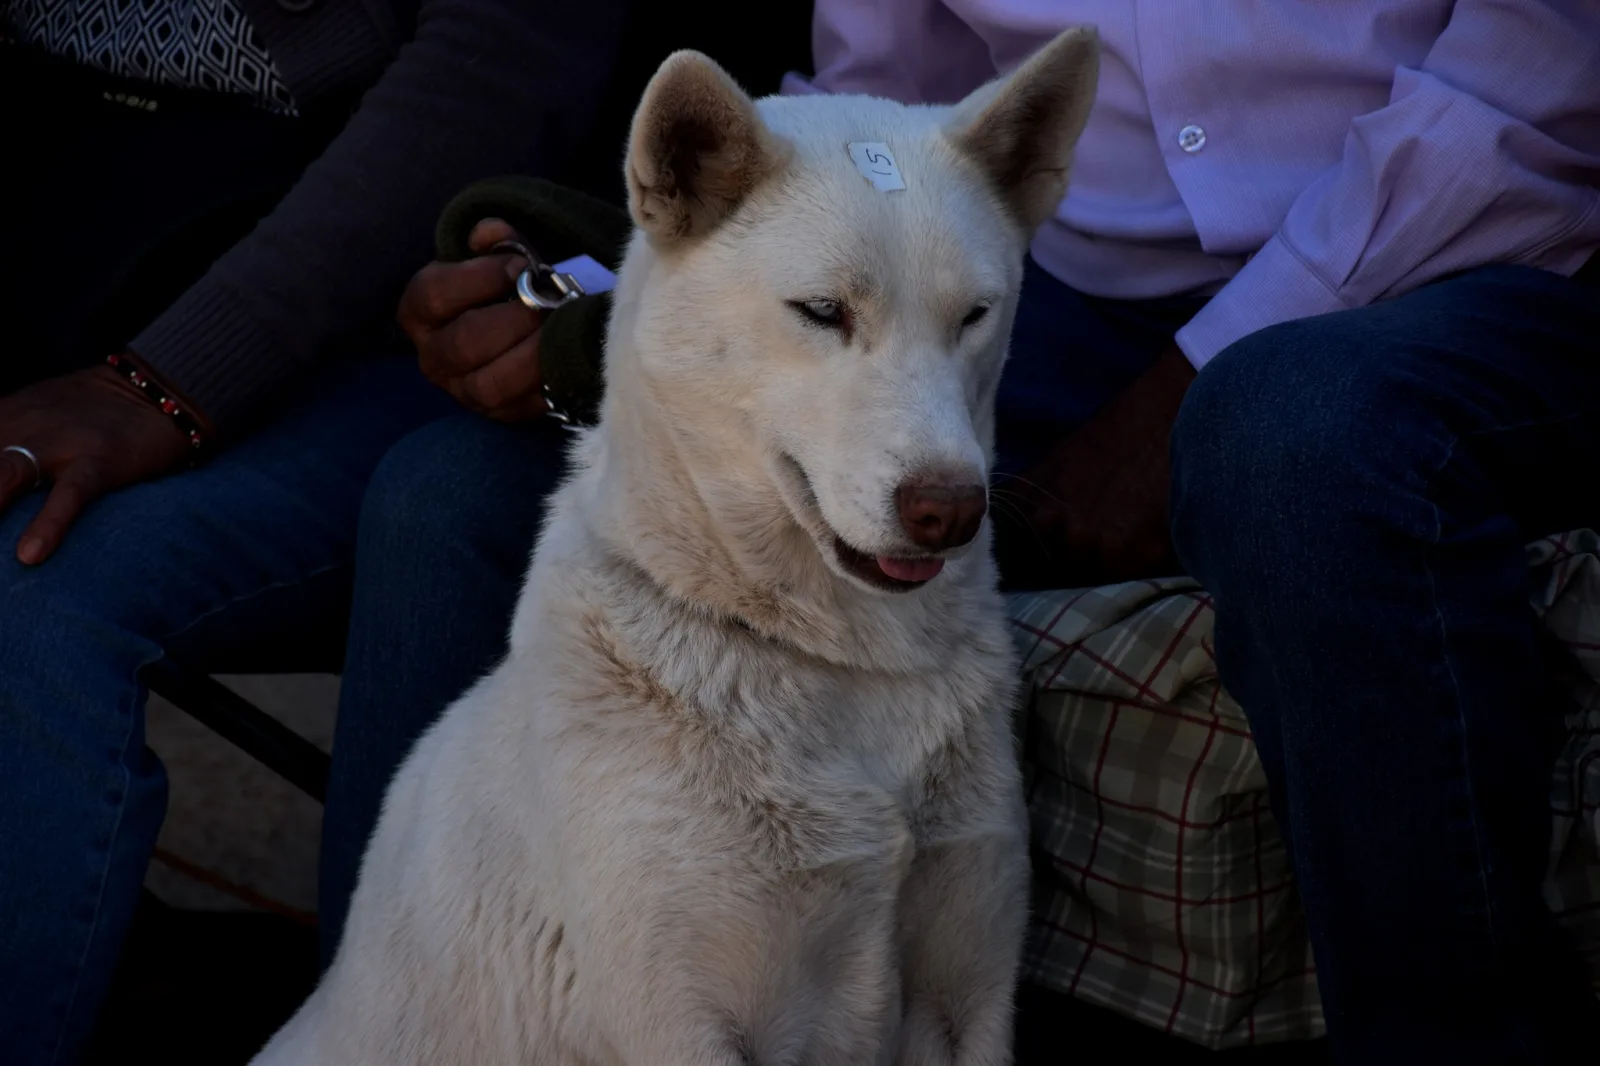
[847,142,907,192]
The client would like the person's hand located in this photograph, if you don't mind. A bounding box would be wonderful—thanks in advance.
[0,363,193,565]
[399,218,549,422]
[999,344,1196,587]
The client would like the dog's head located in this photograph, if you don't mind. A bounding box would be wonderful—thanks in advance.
[619,29,1099,595]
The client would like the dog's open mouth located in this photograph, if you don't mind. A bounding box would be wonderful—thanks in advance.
[830,537,945,592]
[777,451,947,592]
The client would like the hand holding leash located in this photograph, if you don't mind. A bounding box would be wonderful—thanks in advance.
[399,219,551,424]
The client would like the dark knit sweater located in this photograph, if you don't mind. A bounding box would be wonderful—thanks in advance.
[126,0,631,431]
[5,0,302,113]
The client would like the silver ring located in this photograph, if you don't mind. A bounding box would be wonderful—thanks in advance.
[3,445,41,489]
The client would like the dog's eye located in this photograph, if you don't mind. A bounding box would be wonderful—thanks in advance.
[961,304,991,329]
[791,299,847,329]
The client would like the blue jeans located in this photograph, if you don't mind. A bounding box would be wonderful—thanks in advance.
[0,355,452,1066]
[318,415,576,960]
[1172,263,1600,1062]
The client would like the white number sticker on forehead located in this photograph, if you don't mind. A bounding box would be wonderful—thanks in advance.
[847,142,907,193]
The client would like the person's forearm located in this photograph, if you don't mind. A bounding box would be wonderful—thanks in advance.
[133,0,633,433]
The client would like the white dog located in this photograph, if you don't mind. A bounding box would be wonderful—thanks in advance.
[254,27,1099,1066]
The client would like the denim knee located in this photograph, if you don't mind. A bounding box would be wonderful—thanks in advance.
[1170,315,1447,579]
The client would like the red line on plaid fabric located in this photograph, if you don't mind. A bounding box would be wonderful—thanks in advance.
[1043,640,1088,691]
[1066,702,1122,997]
[1249,792,1267,1046]
[1036,594,1206,693]
[1013,588,1097,663]
[1538,533,1575,563]
[1101,694,1254,740]
[1167,699,1222,1034]
[1012,620,1063,648]
[1060,645,1149,698]
[1064,645,1184,710]
[1061,596,1208,706]
[1046,854,1296,907]
[1145,596,1208,699]
[1030,758,1260,829]
[1047,595,1212,709]
[1203,669,1226,723]
[1018,593,1223,708]
[1041,918,1318,1000]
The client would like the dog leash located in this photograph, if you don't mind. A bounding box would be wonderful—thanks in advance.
[491,237,617,432]
[435,175,632,432]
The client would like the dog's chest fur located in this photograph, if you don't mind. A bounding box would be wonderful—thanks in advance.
[520,543,1022,878]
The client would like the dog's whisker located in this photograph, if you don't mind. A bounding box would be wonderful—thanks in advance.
[993,474,1072,510]
[986,495,1030,527]
[987,487,1029,507]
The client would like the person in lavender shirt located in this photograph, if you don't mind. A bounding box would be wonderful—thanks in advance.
[323,3,1600,1061]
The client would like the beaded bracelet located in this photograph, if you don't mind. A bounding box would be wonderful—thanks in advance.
[105,353,209,458]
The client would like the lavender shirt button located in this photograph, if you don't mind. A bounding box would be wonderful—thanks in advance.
[1178,124,1207,153]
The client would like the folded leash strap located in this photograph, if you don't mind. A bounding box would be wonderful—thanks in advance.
[434,176,633,427]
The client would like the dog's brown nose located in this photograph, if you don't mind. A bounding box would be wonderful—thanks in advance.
[894,481,988,552]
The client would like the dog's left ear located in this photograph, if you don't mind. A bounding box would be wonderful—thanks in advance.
[945,26,1101,231]
[626,51,783,244]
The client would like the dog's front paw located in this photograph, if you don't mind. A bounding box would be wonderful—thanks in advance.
[895,997,1010,1066]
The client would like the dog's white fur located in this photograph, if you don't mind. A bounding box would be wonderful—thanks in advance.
[253,28,1098,1066]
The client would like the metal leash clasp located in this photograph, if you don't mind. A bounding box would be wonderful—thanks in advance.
[495,238,588,311]
[493,239,587,433]
[496,236,592,312]
[516,262,586,310]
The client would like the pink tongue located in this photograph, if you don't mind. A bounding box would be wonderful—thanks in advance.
[876,555,945,583]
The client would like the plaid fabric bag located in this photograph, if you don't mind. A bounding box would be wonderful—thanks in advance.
[1531,533,1600,987]
[1009,529,1600,1049]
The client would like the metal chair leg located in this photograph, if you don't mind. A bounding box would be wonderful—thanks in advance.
[143,660,331,804]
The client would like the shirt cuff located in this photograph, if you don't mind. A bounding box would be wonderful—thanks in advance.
[129,278,286,435]
[1174,234,1350,370]
[780,72,822,95]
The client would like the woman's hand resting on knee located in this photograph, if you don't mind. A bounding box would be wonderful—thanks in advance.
[0,363,196,565]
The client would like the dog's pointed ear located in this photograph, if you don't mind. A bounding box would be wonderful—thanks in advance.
[626,51,783,244]
[945,26,1100,231]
